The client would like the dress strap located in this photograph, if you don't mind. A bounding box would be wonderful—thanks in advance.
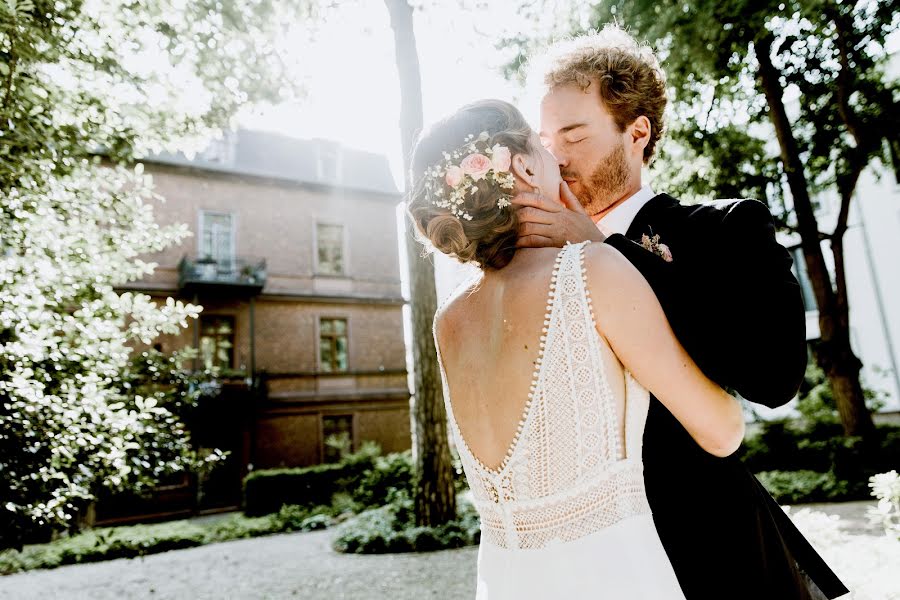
[565,240,625,462]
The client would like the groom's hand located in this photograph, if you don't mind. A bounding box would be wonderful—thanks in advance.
[513,181,606,248]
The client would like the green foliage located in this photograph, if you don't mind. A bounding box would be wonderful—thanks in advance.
[0,167,208,546]
[756,470,857,504]
[352,449,415,507]
[243,443,415,517]
[741,420,900,474]
[0,0,316,550]
[795,364,887,425]
[0,0,319,189]
[740,365,900,503]
[0,503,338,575]
[569,0,899,211]
[740,415,900,504]
[332,493,480,554]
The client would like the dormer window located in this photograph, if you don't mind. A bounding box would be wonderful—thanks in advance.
[316,143,342,182]
[201,132,236,165]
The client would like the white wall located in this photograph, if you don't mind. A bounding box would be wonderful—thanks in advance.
[840,168,900,411]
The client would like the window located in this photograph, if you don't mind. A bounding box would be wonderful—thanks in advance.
[199,211,234,266]
[319,318,348,372]
[200,316,235,370]
[791,248,818,313]
[316,223,345,275]
[200,133,236,164]
[322,415,353,463]
[316,144,341,182]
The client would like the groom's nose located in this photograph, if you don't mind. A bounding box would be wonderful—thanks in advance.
[553,147,569,170]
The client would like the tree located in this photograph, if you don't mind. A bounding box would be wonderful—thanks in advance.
[0,0,314,548]
[384,0,456,526]
[515,0,898,437]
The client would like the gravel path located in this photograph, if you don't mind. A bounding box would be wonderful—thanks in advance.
[0,501,880,600]
[0,529,478,600]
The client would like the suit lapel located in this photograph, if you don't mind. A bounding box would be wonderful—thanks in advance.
[624,193,680,242]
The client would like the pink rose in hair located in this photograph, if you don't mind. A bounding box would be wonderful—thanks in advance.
[490,144,511,172]
[460,153,492,181]
[445,165,463,188]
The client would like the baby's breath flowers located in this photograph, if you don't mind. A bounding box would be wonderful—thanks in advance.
[421,131,516,221]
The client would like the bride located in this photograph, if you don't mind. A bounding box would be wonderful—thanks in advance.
[407,99,745,599]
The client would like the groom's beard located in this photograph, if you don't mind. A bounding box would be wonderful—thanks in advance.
[566,140,629,217]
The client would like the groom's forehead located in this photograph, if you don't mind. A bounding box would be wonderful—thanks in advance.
[540,86,602,131]
[539,122,588,139]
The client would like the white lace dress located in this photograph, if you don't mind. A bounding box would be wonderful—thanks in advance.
[435,242,686,600]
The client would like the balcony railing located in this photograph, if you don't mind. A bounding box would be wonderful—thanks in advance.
[178,255,267,295]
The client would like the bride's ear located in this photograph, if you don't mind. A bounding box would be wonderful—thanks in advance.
[510,152,535,187]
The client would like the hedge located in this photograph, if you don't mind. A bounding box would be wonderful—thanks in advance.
[742,422,900,503]
[243,444,414,517]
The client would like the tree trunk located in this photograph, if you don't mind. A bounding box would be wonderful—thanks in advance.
[754,33,874,437]
[385,0,457,526]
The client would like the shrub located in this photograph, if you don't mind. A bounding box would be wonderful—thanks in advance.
[0,503,338,575]
[0,520,208,574]
[740,403,900,504]
[243,444,419,517]
[242,443,381,516]
[332,493,480,555]
[352,450,414,507]
[755,470,863,504]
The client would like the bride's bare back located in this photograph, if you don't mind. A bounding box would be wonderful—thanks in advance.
[435,246,627,471]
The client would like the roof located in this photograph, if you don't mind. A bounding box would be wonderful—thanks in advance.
[146,129,400,196]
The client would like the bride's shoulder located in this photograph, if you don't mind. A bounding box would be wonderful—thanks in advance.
[582,241,631,271]
[434,276,481,334]
[581,242,643,294]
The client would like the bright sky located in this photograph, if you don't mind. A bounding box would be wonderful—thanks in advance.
[238,1,571,296]
[237,1,562,183]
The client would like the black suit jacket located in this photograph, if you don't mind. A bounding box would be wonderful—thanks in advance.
[604,194,848,600]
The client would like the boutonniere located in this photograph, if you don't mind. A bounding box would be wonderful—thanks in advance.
[641,233,673,262]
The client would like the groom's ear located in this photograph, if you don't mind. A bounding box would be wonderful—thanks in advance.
[510,152,534,185]
[629,116,651,157]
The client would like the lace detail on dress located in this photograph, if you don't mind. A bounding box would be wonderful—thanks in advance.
[435,242,652,551]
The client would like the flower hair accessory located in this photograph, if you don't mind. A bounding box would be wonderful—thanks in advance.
[420,131,516,221]
[641,232,673,262]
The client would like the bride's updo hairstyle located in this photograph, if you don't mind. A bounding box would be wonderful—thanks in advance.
[408,99,533,271]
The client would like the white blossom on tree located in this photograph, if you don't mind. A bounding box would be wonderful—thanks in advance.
[0,163,204,545]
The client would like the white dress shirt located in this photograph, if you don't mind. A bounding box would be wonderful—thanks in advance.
[597,185,656,236]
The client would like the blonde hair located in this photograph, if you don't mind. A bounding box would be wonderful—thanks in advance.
[407,100,533,271]
[531,24,667,163]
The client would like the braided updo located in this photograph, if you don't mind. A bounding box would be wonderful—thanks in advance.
[407,100,533,271]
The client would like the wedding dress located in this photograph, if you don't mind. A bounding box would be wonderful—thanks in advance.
[435,241,686,600]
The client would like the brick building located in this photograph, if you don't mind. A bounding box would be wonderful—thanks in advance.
[105,130,411,521]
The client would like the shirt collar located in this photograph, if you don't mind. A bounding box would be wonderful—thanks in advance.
[597,185,656,236]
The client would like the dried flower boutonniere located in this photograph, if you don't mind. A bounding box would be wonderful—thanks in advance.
[640,233,673,263]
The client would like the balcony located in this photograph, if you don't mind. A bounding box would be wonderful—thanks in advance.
[260,369,410,406]
[178,255,267,296]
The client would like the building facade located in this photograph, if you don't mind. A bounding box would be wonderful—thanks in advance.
[104,130,411,522]
[787,165,900,417]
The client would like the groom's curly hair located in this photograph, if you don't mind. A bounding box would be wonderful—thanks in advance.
[530,24,667,164]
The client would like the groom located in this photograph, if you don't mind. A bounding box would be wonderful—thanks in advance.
[515,26,848,600]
